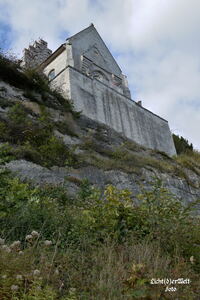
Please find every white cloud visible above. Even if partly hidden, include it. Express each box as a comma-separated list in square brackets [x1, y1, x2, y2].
[0, 0, 200, 149]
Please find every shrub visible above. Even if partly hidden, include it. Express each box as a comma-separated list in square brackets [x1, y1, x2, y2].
[0, 51, 78, 115]
[173, 134, 193, 154]
[175, 150, 200, 176]
[1, 103, 78, 168]
[38, 135, 71, 167]
[0, 143, 15, 164]
[0, 171, 200, 298]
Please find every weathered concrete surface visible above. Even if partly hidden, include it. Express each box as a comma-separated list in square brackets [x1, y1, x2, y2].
[67, 67, 176, 156]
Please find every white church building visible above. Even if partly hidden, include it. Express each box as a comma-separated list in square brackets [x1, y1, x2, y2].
[22, 24, 176, 156]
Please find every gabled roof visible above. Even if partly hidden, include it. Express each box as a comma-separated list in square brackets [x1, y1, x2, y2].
[67, 24, 122, 73]
[39, 24, 122, 74]
[66, 23, 94, 42]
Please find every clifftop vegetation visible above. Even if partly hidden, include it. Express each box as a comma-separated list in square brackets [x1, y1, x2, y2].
[0, 51, 200, 299]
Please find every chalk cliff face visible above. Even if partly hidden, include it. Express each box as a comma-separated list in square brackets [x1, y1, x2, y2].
[0, 80, 199, 207]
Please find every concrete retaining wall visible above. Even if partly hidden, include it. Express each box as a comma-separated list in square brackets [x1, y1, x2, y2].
[67, 66, 176, 156]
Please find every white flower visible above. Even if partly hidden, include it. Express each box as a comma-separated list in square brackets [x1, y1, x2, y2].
[18, 251, 24, 255]
[25, 234, 33, 242]
[2, 245, 11, 253]
[33, 269, 40, 276]
[44, 240, 52, 246]
[54, 269, 59, 275]
[10, 241, 21, 250]
[2, 275, 7, 279]
[11, 285, 19, 291]
[16, 274, 23, 280]
[190, 256, 195, 264]
[0, 238, 5, 245]
[59, 282, 64, 291]
[31, 231, 40, 238]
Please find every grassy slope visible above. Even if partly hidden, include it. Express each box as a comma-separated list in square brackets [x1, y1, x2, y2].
[0, 52, 200, 299]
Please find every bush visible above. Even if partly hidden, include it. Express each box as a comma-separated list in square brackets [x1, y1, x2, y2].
[74, 179, 200, 263]
[173, 134, 193, 154]
[0, 51, 77, 115]
[1, 103, 78, 168]
[0, 143, 15, 165]
[0, 171, 200, 298]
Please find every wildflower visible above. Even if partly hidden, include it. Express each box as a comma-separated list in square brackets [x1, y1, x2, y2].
[31, 230, 40, 238]
[33, 269, 40, 276]
[2, 275, 7, 279]
[10, 241, 21, 250]
[25, 234, 33, 242]
[16, 274, 23, 280]
[2, 245, 11, 253]
[190, 256, 195, 264]
[54, 269, 59, 275]
[59, 281, 64, 291]
[44, 240, 52, 246]
[11, 285, 19, 291]
[0, 238, 5, 245]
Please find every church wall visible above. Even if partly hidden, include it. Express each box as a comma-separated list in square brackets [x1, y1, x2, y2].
[43, 54, 71, 99]
[67, 67, 176, 156]
[43, 51, 67, 79]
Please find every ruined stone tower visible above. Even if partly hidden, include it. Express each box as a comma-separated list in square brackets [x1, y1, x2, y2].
[21, 39, 52, 69]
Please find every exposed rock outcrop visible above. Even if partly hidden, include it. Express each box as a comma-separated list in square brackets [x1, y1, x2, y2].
[1, 79, 200, 206]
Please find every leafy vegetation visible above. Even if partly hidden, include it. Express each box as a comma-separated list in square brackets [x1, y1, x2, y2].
[173, 134, 193, 154]
[0, 171, 200, 299]
[79, 135, 200, 187]
[0, 103, 78, 168]
[175, 150, 200, 176]
[0, 51, 77, 115]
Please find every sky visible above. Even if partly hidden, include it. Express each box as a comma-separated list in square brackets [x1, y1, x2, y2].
[0, 0, 200, 150]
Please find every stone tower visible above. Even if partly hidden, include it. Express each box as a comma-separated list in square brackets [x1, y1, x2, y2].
[21, 39, 52, 69]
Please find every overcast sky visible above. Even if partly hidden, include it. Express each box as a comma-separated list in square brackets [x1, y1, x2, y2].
[0, 0, 200, 150]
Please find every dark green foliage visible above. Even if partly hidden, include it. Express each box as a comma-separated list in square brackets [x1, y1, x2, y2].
[0, 53, 46, 93]
[0, 143, 15, 164]
[173, 133, 193, 154]
[0, 52, 78, 115]
[0, 170, 71, 241]
[0, 174, 200, 262]
[0, 103, 77, 167]
[0, 172, 200, 298]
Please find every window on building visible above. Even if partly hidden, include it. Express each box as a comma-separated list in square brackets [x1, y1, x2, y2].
[48, 69, 55, 81]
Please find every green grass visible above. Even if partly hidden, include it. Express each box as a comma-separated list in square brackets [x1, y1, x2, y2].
[175, 151, 200, 176]
[0, 103, 78, 168]
[0, 173, 200, 299]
